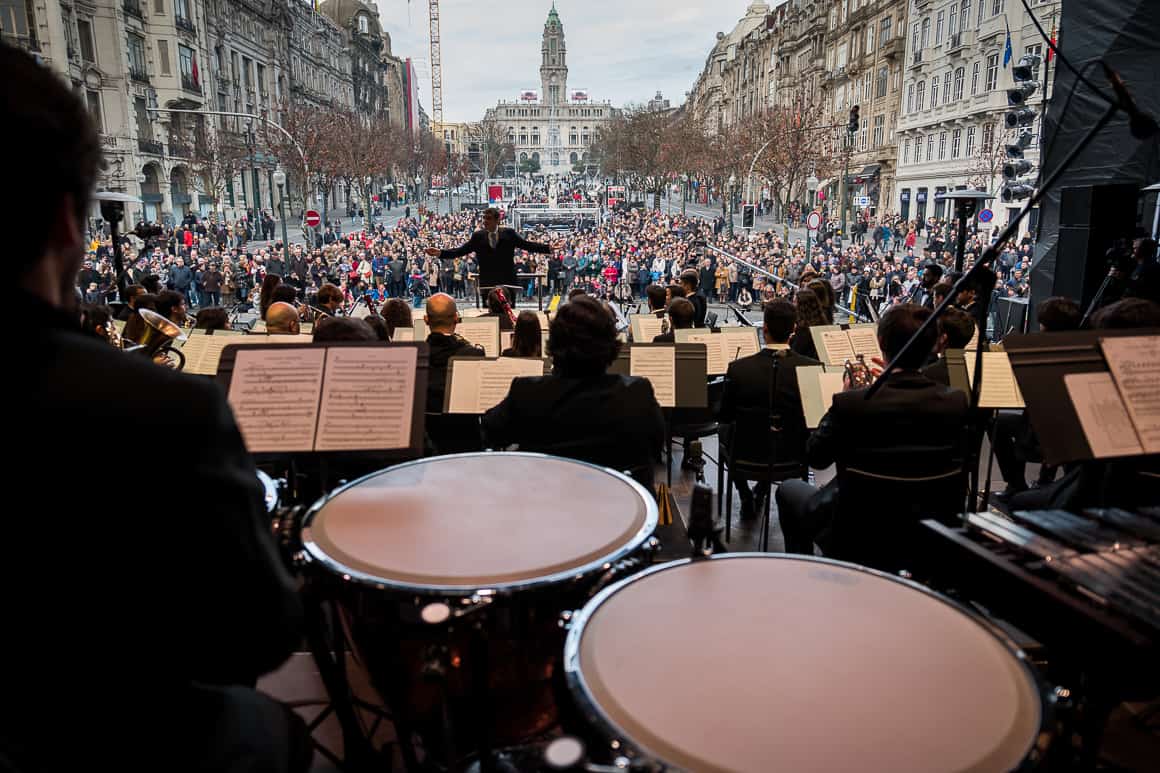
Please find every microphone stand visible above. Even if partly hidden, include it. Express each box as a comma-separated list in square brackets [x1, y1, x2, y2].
[864, 99, 1121, 514]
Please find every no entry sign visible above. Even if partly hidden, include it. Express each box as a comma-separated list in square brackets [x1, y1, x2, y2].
[304, 210, 321, 228]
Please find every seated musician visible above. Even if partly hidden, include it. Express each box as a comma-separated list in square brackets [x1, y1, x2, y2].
[6, 43, 309, 773]
[312, 316, 377, 342]
[645, 283, 667, 318]
[719, 300, 819, 519]
[776, 304, 970, 555]
[265, 301, 301, 335]
[679, 268, 708, 328]
[193, 306, 230, 333]
[114, 283, 145, 321]
[991, 296, 1081, 501]
[381, 298, 413, 340]
[652, 297, 694, 343]
[501, 311, 543, 358]
[482, 295, 664, 487]
[316, 282, 345, 316]
[424, 293, 485, 453]
[921, 307, 975, 386]
[484, 288, 516, 331]
[156, 289, 189, 326]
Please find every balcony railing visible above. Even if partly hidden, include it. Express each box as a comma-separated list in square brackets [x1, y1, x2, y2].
[122, 0, 143, 19]
[880, 36, 903, 59]
[175, 15, 195, 35]
[911, 50, 923, 67]
[129, 66, 150, 83]
[181, 75, 202, 94]
[138, 138, 164, 155]
[169, 142, 191, 158]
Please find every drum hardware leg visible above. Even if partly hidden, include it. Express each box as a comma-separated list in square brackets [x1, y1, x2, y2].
[980, 412, 998, 512]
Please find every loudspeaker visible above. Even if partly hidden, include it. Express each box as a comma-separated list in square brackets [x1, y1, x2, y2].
[1051, 184, 1138, 308]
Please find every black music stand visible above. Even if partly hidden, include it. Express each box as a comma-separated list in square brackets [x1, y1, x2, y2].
[608, 343, 710, 408]
[93, 190, 142, 299]
[997, 296, 1030, 338]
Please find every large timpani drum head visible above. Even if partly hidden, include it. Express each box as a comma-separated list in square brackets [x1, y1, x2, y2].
[565, 555, 1047, 773]
[302, 452, 657, 592]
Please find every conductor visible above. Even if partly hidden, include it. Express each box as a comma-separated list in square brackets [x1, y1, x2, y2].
[425, 207, 550, 298]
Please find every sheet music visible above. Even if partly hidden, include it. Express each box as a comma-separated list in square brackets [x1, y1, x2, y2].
[178, 334, 212, 374]
[392, 326, 415, 342]
[721, 327, 761, 363]
[630, 314, 664, 343]
[300, 323, 313, 335]
[227, 348, 326, 452]
[1100, 336, 1160, 453]
[534, 310, 550, 328]
[447, 357, 545, 413]
[1064, 372, 1144, 458]
[679, 330, 727, 375]
[212, 329, 245, 337]
[315, 347, 417, 451]
[413, 320, 428, 340]
[251, 320, 267, 333]
[457, 317, 500, 356]
[964, 351, 1026, 409]
[819, 329, 856, 367]
[501, 331, 514, 351]
[798, 365, 843, 429]
[630, 346, 675, 407]
[847, 324, 883, 362]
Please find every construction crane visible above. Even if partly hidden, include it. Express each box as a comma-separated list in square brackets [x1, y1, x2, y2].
[428, 0, 443, 125]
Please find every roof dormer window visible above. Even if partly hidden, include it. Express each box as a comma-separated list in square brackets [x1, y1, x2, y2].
[358, 15, 368, 34]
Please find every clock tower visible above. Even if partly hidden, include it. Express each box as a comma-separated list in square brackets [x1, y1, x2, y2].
[540, 3, 567, 106]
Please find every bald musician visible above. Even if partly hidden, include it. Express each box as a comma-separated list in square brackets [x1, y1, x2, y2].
[265, 301, 301, 335]
[424, 293, 485, 454]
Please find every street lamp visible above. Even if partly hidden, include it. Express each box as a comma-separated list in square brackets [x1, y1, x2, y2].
[680, 173, 688, 215]
[805, 174, 819, 262]
[273, 170, 290, 264]
[728, 174, 736, 238]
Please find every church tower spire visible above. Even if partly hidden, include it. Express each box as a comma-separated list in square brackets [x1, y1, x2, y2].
[540, 3, 567, 105]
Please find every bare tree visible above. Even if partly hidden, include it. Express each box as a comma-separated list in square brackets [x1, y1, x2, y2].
[188, 117, 249, 219]
[966, 121, 1010, 195]
[744, 86, 836, 219]
[468, 117, 515, 178]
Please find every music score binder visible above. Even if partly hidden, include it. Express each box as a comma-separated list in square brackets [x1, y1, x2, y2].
[809, 322, 882, 367]
[216, 341, 429, 458]
[674, 327, 762, 375]
[609, 343, 709, 408]
[444, 356, 550, 414]
[1003, 328, 1160, 464]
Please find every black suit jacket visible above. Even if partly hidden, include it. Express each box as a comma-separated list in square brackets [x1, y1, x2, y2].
[439, 227, 550, 289]
[5, 292, 302, 768]
[481, 373, 665, 487]
[719, 347, 819, 464]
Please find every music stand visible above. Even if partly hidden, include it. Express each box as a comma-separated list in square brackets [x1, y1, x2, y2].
[936, 190, 994, 274]
[93, 190, 141, 298]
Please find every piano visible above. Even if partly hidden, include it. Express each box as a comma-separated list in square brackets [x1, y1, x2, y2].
[916, 506, 1160, 734]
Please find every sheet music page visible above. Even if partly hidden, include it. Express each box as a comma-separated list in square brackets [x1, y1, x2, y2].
[1100, 336, 1160, 453]
[534, 311, 550, 328]
[315, 346, 417, 451]
[500, 331, 514, 351]
[300, 323, 313, 335]
[817, 371, 845, 423]
[457, 317, 500, 356]
[1064, 372, 1145, 458]
[446, 359, 484, 413]
[721, 327, 761, 363]
[679, 331, 727, 375]
[227, 347, 326, 452]
[541, 330, 550, 355]
[630, 346, 676, 407]
[477, 357, 544, 412]
[964, 351, 1026, 409]
[213, 329, 245, 337]
[797, 366, 827, 429]
[413, 320, 428, 340]
[966, 326, 980, 350]
[847, 325, 883, 362]
[178, 334, 211, 374]
[200, 335, 250, 375]
[819, 330, 856, 367]
[631, 314, 664, 343]
[392, 326, 415, 342]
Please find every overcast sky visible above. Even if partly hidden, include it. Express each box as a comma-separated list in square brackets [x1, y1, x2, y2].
[376, 0, 762, 122]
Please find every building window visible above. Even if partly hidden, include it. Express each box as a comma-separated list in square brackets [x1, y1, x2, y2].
[880, 16, 892, 46]
[938, 131, 947, 159]
[930, 76, 939, 106]
[157, 39, 171, 75]
[76, 18, 96, 63]
[952, 129, 962, 158]
[911, 22, 920, 53]
[935, 11, 944, 44]
[921, 17, 930, 47]
[174, 0, 190, 25]
[949, 4, 959, 37]
[876, 67, 888, 98]
[866, 26, 875, 54]
[961, 0, 972, 31]
[128, 34, 148, 80]
[986, 53, 999, 91]
[966, 126, 976, 156]
[358, 14, 368, 33]
[982, 121, 995, 150]
[178, 43, 199, 90]
[903, 138, 911, 164]
[943, 71, 952, 103]
[971, 61, 980, 94]
[916, 80, 925, 110]
[991, 0, 1003, 15]
[872, 114, 884, 148]
[85, 89, 103, 132]
[906, 82, 915, 113]
[154, 0, 164, 12]
[926, 134, 934, 161]
[953, 67, 965, 100]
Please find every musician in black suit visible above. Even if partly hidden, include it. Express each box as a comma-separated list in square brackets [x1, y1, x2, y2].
[775, 304, 969, 554]
[679, 269, 708, 328]
[425, 207, 550, 298]
[482, 296, 664, 487]
[920, 307, 975, 387]
[4, 45, 309, 773]
[719, 300, 820, 518]
[424, 292, 485, 453]
[652, 297, 694, 343]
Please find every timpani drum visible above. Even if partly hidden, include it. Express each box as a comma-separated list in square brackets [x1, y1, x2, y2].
[300, 452, 658, 759]
[562, 554, 1052, 773]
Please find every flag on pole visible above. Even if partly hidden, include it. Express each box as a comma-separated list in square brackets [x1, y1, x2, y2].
[1046, 22, 1057, 63]
[1003, 21, 1013, 68]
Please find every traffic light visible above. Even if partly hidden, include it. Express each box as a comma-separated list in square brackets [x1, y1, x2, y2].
[848, 105, 860, 136]
[742, 204, 755, 229]
[1001, 55, 1042, 203]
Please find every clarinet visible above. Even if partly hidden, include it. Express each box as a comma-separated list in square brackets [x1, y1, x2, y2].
[495, 286, 518, 327]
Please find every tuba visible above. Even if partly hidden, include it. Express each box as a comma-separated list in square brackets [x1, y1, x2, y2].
[124, 308, 187, 370]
